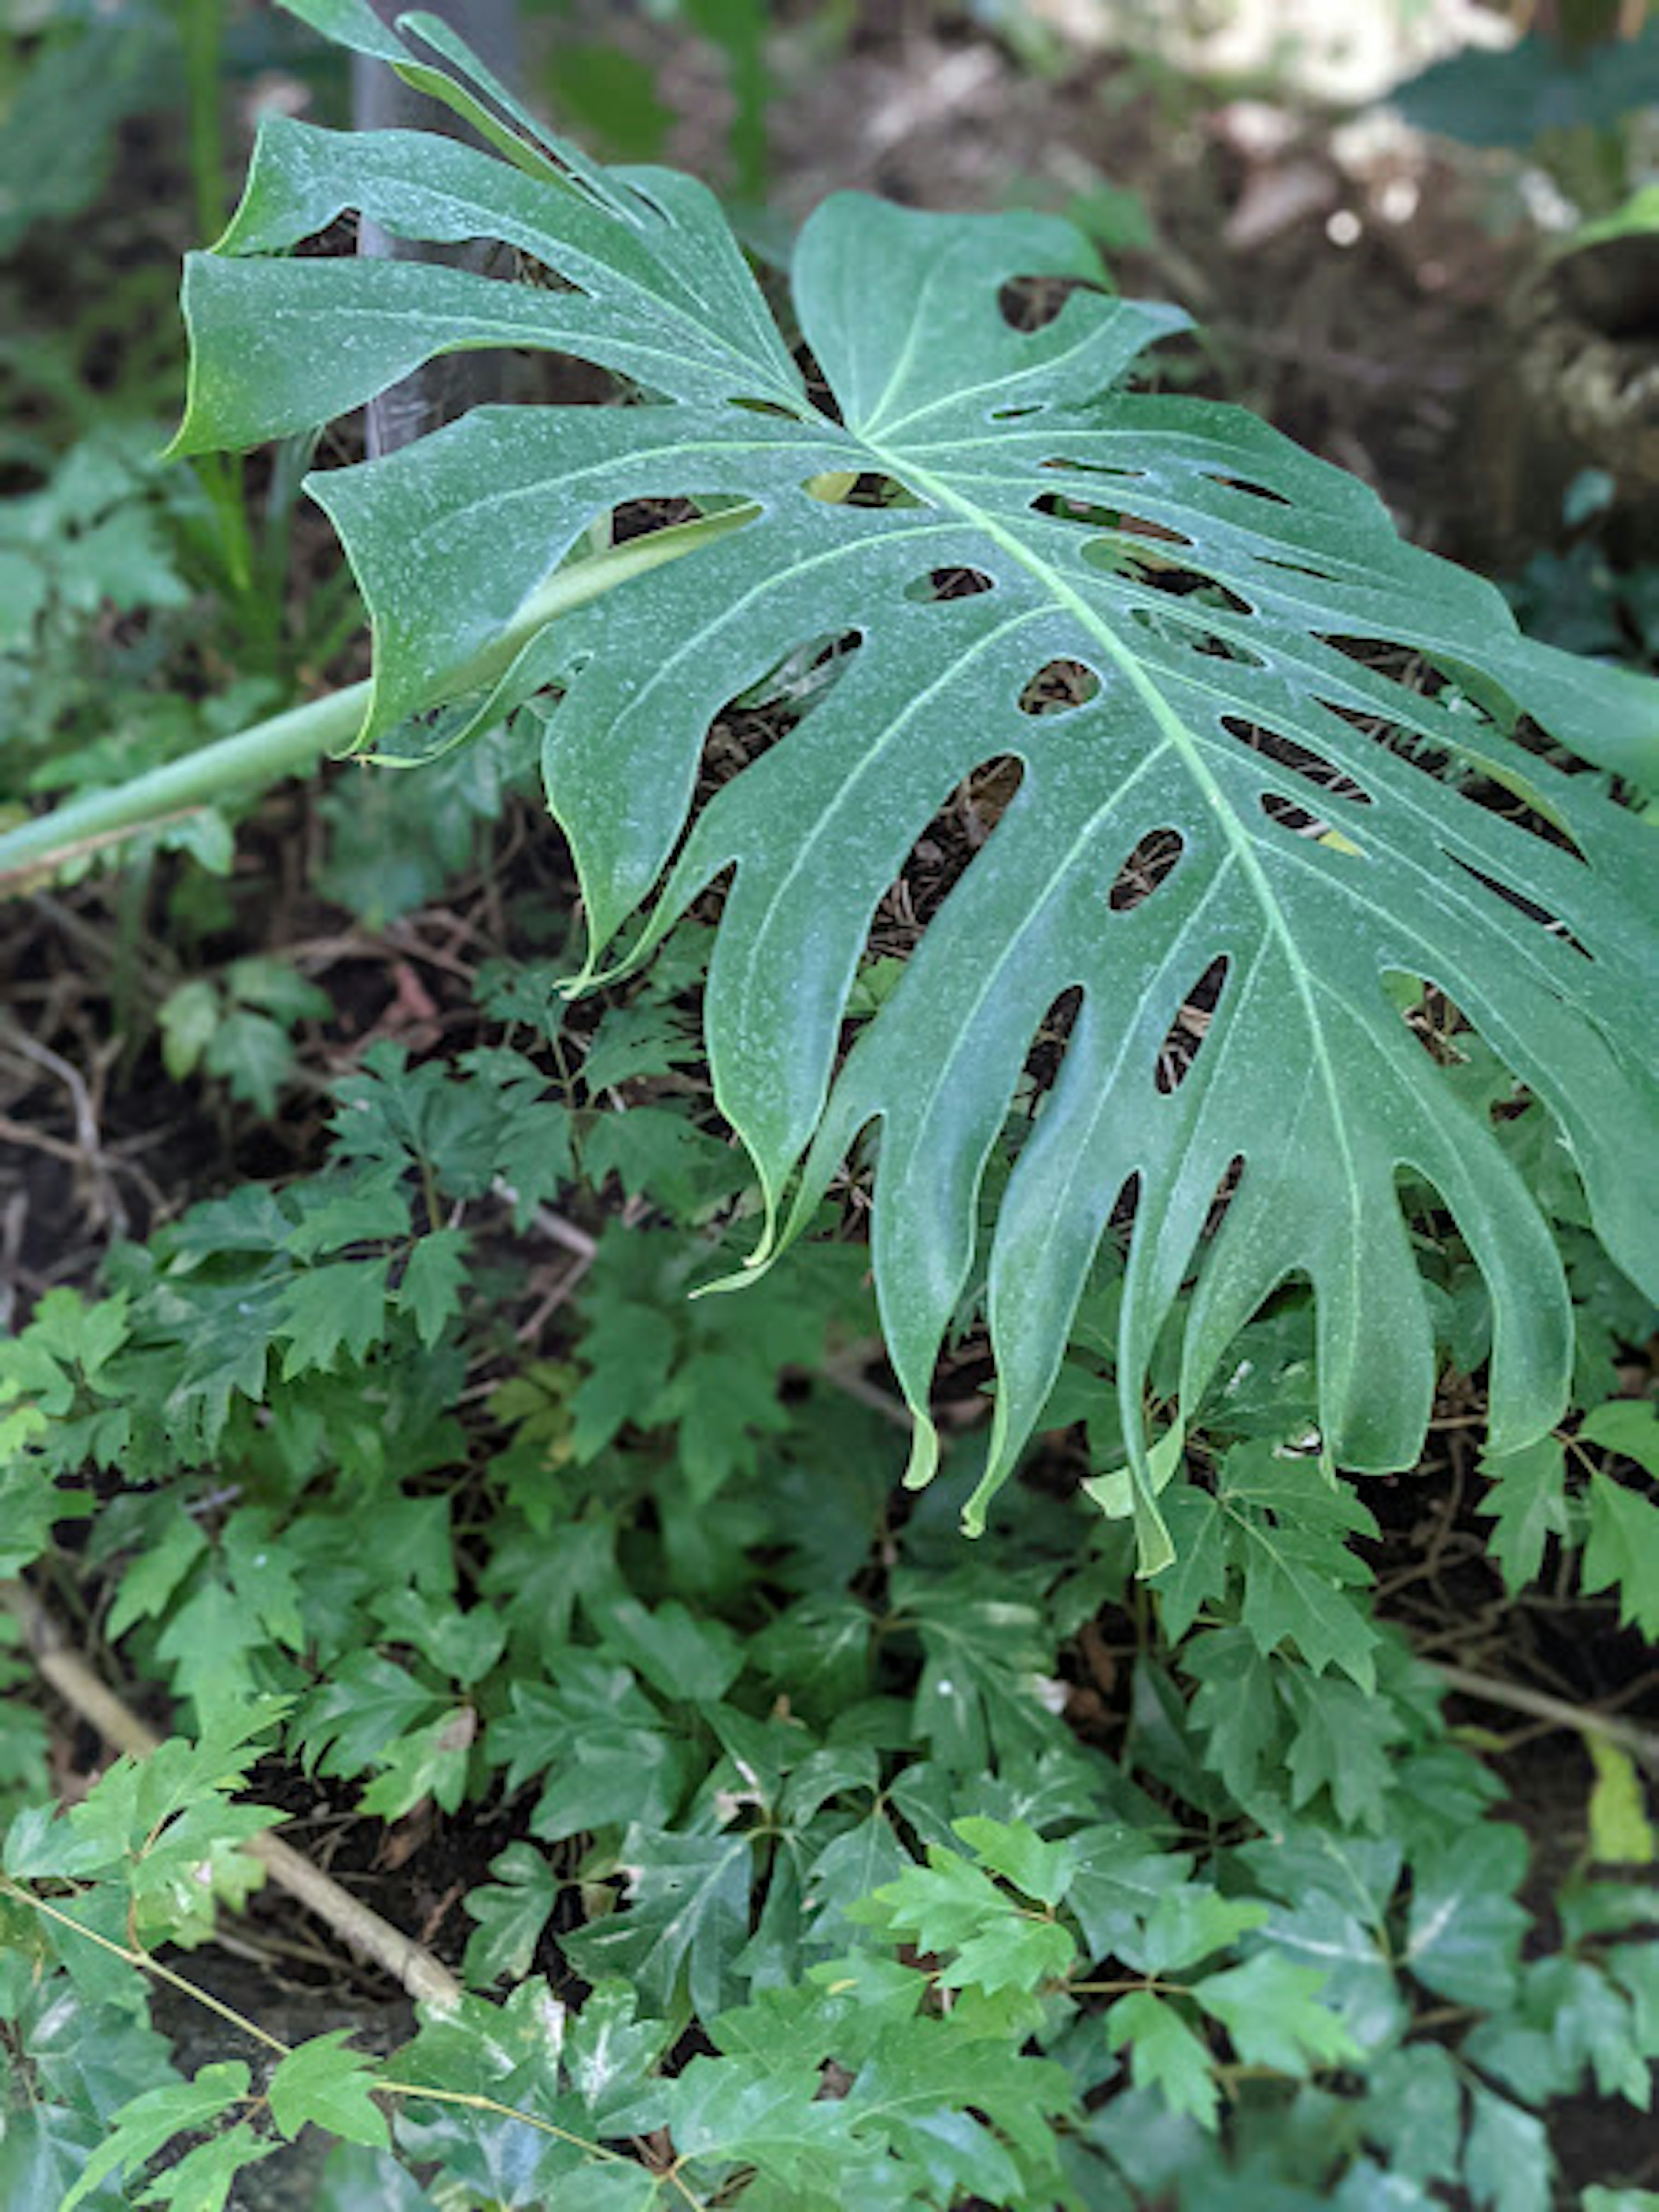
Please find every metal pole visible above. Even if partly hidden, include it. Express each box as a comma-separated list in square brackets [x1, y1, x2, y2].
[352, 1, 523, 456]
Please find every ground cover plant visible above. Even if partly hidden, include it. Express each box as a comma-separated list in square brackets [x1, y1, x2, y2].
[1, 3, 1657, 2208]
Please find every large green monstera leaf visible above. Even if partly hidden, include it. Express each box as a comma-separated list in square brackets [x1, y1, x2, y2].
[177, 3, 1658, 1564]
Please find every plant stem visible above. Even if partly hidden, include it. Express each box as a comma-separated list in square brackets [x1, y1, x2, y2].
[0, 507, 755, 893]
[1433, 1660, 1659, 1772]
[182, 0, 228, 245]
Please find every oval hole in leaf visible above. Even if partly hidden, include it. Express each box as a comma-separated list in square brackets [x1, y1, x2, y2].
[1204, 1152, 1248, 1239]
[1018, 659, 1100, 716]
[1031, 489, 1118, 528]
[1122, 563, 1253, 615]
[684, 633, 863, 838]
[1155, 956, 1229, 1096]
[608, 495, 705, 541]
[904, 566, 997, 603]
[1108, 828, 1185, 912]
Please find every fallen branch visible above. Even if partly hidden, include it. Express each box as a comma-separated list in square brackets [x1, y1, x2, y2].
[0, 1576, 463, 2009]
[1433, 1659, 1659, 1773]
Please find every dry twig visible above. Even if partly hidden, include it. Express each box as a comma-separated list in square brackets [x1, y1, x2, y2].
[0, 1576, 463, 2010]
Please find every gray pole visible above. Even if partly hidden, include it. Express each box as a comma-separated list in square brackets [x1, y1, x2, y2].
[352, 1, 522, 457]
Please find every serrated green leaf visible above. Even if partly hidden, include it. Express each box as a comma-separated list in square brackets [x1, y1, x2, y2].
[312, 2144, 439, 2212]
[178, 33, 1659, 1555]
[1132, 1885, 1267, 1977]
[1105, 1989, 1218, 2128]
[1279, 1668, 1405, 1828]
[1583, 1473, 1659, 1640]
[1465, 2083, 1552, 2212]
[267, 2031, 389, 2150]
[487, 1670, 694, 1842]
[0, 2105, 105, 2212]
[1182, 1627, 1284, 1802]
[273, 1259, 391, 1377]
[1360, 2042, 1465, 2187]
[106, 1516, 209, 1644]
[137, 2123, 279, 2209]
[357, 1708, 476, 1819]
[851, 1840, 1076, 1996]
[58, 2064, 250, 2211]
[1223, 1453, 1379, 1687]
[397, 1229, 470, 1347]
[297, 1653, 442, 1778]
[1478, 1437, 1569, 1595]
[463, 1842, 562, 1986]
[1405, 1825, 1530, 2009]
[1582, 1400, 1659, 1479]
[1190, 1949, 1358, 2073]
[593, 1595, 745, 1705]
[952, 1815, 1081, 1907]
[560, 1827, 753, 2019]
[158, 982, 221, 1084]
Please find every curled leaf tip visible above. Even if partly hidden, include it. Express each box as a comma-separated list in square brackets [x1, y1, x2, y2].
[901, 1415, 939, 1494]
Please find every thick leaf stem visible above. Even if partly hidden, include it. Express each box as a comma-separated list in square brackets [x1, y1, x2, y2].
[0, 507, 756, 893]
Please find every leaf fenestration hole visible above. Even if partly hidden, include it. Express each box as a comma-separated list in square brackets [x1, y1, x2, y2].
[1315, 672, 1592, 864]
[1039, 457, 1148, 482]
[1128, 607, 1267, 667]
[1442, 852, 1593, 959]
[607, 496, 705, 544]
[997, 273, 1104, 330]
[486, 243, 583, 295]
[1210, 475, 1291, 506]
[1390, 975, 1474, 1068]
[729, 395, 806, 420]
[1203, 1153, 1248, 1240]
[692, 632, 861, 804]
[1222, 715, 1372, 805]
[874, 756, 1025, 941]
[1108, 829, 1185, 912]
[1018, 986, 1084, 1111]
[904, 567, 996, 603]
[1155, 956, 1229, 1095]
[1119, 563, 1253, 616]
[1018, 659, 1101, 716]
[802, 471, 925, 509]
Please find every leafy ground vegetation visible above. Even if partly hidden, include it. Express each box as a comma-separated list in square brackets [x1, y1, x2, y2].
[1, 2, 1657, 2208]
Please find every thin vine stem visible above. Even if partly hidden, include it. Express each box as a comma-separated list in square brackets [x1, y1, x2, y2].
[1, 1876, 709, 2212]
